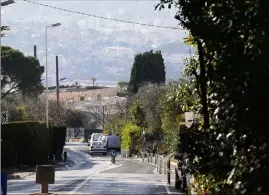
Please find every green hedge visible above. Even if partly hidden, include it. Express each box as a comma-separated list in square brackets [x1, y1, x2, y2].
[1, 121, 53, 167]
[121, 122, 142, 155]
[1, 140, 17, 168]
[51, 126, 66, 161]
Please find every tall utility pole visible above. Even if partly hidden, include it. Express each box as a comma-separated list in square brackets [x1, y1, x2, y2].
[102, 105, 105, 130]
[34, 45, 37, 58]
[76, 69, 79, 87]
[56, 55, 60, 110]
[45, 23, 61, 129]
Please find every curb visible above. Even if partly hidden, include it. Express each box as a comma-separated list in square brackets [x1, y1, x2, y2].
[7, 161, 76, 180]
[132, 158, 158, 167]
[7, 172, 35, 180]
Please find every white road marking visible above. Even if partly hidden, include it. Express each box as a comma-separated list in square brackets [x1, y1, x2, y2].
[162, 181, 172, 195]
[68, 162, 122, 194]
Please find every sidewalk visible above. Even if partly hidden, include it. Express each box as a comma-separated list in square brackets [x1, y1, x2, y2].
[5, 160, 75, 180]
[129, 156, 185, 194]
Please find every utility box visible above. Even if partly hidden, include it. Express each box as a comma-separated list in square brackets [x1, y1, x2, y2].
[36, 165, 55, 184]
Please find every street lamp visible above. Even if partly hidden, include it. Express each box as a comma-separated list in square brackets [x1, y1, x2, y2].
[59, 77, 66, 82]
[1, 0, 15, 6]
[45, 22, 61, 128]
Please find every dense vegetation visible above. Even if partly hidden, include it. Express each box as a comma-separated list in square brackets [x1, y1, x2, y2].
[128, 50, 166, 93]
[1, 0, 266, 193]
[2, 122, 66, 167]
[104, 0, 267, 192]
[155, 0, 267, 194]
[1, 96, 89, 167]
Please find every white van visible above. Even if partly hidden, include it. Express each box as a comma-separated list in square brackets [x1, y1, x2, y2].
[88, 133, 102, 145]
[98, 135, 108, 142]
[89, 140, 107, 155]
[106, 135, 121, 151]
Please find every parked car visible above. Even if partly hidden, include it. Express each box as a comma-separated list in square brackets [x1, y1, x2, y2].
[89, 140, 107, 155]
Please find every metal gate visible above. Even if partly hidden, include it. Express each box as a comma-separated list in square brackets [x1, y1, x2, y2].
[67, 127, 84, 139]
[1, 111, 9, 124]
[74, 127, 84, 139]
[66, 128, 74, 139]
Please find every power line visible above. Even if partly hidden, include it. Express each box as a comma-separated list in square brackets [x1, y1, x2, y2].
[23, 0, 184, 30]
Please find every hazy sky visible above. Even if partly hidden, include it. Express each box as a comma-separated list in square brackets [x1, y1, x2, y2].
[1, 1, 188, 85]
[2, 0, 180, 30]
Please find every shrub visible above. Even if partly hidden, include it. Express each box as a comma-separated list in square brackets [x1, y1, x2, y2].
[51, 126, 66, 161]
[1, 139, 17, 168]
[121, 122, 142, 155]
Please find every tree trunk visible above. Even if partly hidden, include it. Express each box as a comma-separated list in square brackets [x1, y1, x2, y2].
[197, 39, 210, 129]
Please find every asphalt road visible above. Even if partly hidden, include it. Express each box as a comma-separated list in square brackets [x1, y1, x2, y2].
[7, 142, 184, 195]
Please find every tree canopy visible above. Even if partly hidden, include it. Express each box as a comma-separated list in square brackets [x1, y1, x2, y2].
[1, 26, 10, 37]
[117, 81, 129, 91]
[128, 50, 166, 93]
[1, 46, 44, 98]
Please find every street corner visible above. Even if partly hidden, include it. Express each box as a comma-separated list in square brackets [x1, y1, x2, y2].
[161, 181, 186, 195]
[7, 172, 35, 180]
[58, 161, 78, 170]
[7, 174, 21, 180]
[102, 162, 123, 171]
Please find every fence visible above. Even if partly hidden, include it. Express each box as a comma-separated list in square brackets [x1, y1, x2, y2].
[66, 128, 103, 141]
[120, 150, 175, 175]
[66, 127, 84, 141]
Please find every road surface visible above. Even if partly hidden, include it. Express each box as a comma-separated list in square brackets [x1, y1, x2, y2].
[7, 142, 184, 194]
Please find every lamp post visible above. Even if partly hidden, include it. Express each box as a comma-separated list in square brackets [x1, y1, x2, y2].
[1, 0, 15, 6]
[45, 22, 61, 128]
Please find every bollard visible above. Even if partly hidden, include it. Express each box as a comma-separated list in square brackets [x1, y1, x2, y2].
[167, 158, 171, 184]
[149, 153, 153, 163]
[152, 155, 155, 165]
[111, 156, 115, 164]
[111, 150, 116, 164]
[158, 155, 163, 174]
[147, 153, 150, 163]
[166, 153, 181, 185]
[35, 165, 55, 194]
[163, 158, 167, 174]
[155, 154, 158, 165]
[142, 152, 145, 162]
[123, 150, 125, 158]
[63, 151, 67, 162]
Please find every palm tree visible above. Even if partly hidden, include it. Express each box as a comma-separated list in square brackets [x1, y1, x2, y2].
[91, 77, 96, 86]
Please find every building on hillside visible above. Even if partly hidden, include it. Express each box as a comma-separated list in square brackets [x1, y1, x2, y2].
[42, 87, 119, 102]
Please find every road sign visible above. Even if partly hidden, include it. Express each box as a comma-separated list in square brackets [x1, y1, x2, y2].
[185, 112, 194, 128]
[1, 172, 7, 195]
